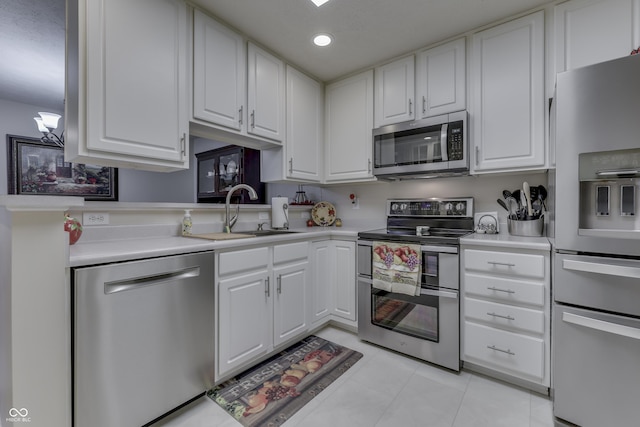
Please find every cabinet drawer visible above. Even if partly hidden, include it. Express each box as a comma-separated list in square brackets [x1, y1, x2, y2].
[218, 247, 269, 276]
[464, 249, 545, 279]
[273, 241, 308, 264]
[464, 297, 544, 334]
[464, 273, 545, 307]
[464, 322, 544, 380]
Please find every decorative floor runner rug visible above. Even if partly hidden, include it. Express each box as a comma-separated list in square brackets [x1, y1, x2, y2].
[207, 335, 363, 427]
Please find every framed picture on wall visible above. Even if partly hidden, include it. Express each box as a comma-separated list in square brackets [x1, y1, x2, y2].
[6, 134, 118, 201]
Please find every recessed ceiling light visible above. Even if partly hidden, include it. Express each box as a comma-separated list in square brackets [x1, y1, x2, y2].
[313, 33, 332, 47]
[310, 0, 331, 7]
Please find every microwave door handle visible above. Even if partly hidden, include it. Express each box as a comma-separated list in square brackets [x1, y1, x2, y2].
[440, 123, 449, 162]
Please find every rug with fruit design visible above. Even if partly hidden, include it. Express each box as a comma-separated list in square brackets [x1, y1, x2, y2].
[207, 335, 363, 427]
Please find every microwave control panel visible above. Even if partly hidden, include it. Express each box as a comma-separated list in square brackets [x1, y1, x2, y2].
[448, 121, 464, 161]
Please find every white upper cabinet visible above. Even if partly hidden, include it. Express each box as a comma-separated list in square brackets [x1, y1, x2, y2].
[192, 9, 245, 132]
[554, 0, 640, 75]
[374, 56, 415, 127]
[471, 11, 546, 173]
[325, 70, 375, 182]
[261, 66, 323, 183]
[66, 0, 189, 171]
[247, 43, 286, 142]
[416, 38, 466, 118]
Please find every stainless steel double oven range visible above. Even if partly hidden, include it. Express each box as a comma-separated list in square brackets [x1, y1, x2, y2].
[357, 198, 474, 371]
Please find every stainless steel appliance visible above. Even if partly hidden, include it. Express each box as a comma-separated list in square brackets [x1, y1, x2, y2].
[357, 198, 474, 371]
[372, 111, 468, 179]
[73, 252, 215, 427]
[553, 54, 640, 427]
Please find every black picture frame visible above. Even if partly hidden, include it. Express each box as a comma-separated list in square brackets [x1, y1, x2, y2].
[6, 134, 118, 201]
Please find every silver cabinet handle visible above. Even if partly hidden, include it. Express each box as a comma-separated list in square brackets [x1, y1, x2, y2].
[487, 312, 515, 321]
[105, 266, 200, 294]
[487, 261, 516, 267]
[409, 98, 413, 115]
[180, 133, 186, 157]
[265, 276, 270, 297]
[475, 146, 480, 166]
[239, 106, 243, 125]
[487, 345, 515, 356]
[487, 286, 515, 294]
[368, 158, 372, 173]
[251, 110, 255, 128]
[422, 95, 426, 114]
[277, 275, 282, 294]
[289, 158, 293, 174]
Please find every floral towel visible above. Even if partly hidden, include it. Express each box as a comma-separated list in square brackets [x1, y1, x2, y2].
[372, 242, 421, 296]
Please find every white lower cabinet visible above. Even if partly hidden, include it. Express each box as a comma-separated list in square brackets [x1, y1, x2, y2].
[216, 242, 309, 380]
[310, 239, 357, 328]
[461, 244, 550, 389]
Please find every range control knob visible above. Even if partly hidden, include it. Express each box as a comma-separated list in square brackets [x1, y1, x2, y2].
[455, 202, 465, 213]
[391, 203, 399, 211]
[445, 203, 453, 212]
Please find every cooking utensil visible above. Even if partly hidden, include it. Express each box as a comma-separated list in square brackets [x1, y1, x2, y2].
[502, 190, 513, 200]
[497, 199, 509, 212]
[537, 185, 548, 209]
[523, 182, 533, 217]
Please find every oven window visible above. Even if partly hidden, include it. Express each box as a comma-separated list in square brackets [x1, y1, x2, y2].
[371, 289, 439, 342]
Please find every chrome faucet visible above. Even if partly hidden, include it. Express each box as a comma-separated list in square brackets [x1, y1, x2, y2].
[224, 184, 258, 233]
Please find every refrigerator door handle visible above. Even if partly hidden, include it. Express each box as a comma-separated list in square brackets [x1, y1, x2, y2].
[563, 259, 640, 279]
[562, 312, 640, 341]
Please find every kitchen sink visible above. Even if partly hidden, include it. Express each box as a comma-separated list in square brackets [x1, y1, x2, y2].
[187, 229, 300, 241]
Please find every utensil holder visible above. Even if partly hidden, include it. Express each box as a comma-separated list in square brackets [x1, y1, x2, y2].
[507, 217, 544, 237]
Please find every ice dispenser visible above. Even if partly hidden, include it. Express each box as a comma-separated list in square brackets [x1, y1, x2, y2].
[579, 149, 640, 231]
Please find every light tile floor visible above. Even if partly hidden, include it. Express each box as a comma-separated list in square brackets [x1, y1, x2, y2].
[156, 326, 554, 427]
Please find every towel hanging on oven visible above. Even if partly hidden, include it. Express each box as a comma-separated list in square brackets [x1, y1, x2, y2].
[372, 242, 421, 296]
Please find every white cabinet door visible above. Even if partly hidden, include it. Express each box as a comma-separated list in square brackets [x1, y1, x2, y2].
[66, 0, 189, 171]
[416, 38, 466, 118]
[375, 56, 415, 127]
[310, 240, 332, 325]
[261, 66, 323, 183]
[247, 43, 285, 142]
[273, 261, 309, 347]
[285, 66, 323, 181]
[218, 269, 272, 377]
[192, 9, 245, 132]
[332, 240, 357, 321]
[471, 11, 545, 173]
[554, 0, 640, 76]
[325, 70, 375, 182]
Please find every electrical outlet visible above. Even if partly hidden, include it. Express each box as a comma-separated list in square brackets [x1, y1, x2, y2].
[83, 212, 110, 226]
[258, 212, 269, 220]
[352, 199, 360, 209]
[301, 211, 310, 219]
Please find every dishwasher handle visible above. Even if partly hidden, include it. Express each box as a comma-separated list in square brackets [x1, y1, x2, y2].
[104, 266, 201, 294]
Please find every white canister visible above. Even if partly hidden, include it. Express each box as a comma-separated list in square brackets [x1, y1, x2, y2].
[271, 197, 289, 229]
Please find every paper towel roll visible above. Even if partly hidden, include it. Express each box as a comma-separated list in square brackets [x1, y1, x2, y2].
[271, 197, 289, 229]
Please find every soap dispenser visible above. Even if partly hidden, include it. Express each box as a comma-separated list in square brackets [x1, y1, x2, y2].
[182, 210, 192, 236]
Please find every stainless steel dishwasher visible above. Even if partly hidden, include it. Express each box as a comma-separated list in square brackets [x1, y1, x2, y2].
[73, 251, 215, 427]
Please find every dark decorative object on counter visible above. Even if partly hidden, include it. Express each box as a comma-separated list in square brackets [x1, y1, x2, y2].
[6, 135, 118, 201]
[195, 145, 265, 204]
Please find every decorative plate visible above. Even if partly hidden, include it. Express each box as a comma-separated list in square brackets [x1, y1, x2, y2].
[311, 201, 336, 226]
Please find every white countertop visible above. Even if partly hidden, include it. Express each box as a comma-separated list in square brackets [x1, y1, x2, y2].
[460, 231, 551, 250]
[69, 226, 360, 267]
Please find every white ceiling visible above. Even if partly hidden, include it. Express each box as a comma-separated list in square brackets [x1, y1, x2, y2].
[0, 0, 552, 111]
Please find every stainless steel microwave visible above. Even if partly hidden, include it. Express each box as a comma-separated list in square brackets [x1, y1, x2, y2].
[372, 111, 468, 179]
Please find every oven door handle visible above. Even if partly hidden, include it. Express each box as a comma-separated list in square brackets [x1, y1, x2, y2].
[562, 312, 640, 341]
[420, 245, 458, 254]
[420, 288, 458, 300]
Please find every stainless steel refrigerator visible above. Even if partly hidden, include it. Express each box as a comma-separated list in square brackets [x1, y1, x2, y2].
[552, 54, 640, 427]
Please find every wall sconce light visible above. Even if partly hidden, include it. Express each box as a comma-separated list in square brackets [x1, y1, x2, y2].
[34, 112, 64, 147]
